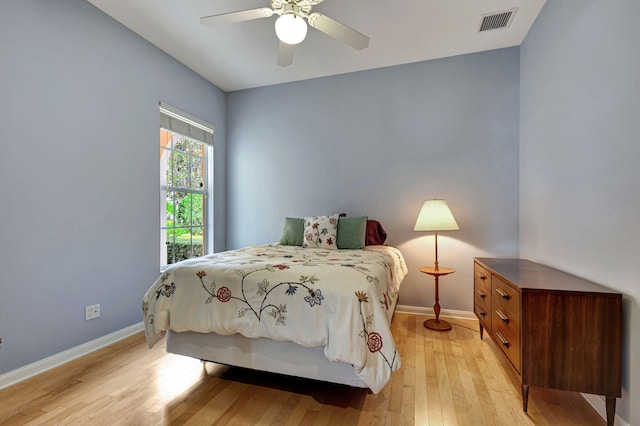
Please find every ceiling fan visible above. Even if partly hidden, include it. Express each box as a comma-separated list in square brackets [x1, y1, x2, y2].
[200, 0, 370, 67]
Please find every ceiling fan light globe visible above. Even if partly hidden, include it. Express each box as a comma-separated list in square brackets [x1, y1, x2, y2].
[275, 14, 307, 45]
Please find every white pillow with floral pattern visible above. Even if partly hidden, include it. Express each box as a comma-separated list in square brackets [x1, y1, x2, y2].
[302, 214, 339, 249]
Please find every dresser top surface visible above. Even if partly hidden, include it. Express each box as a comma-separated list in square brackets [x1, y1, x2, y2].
[474, 258, 620, 294]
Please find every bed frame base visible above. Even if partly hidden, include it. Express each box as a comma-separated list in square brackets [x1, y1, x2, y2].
[166, 330, 368, 389]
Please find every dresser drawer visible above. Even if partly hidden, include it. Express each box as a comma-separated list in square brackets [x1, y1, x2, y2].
[474, 263, 491, 295]
[492, 309, 521, 372]
[474, 298, 491, 330]
[492, 275, 520, 317]
[474, 283, 491, 314]
[474, 290, 490, 313]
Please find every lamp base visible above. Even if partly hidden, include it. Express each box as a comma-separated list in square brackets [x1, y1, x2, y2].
[424, 318, 452, 331]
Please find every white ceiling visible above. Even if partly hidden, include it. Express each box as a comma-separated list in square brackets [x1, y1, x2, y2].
[86, 0, 546, 92]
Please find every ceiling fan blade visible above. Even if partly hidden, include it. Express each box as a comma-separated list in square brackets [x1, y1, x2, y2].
[200, 8, 274, 26]
[297, 0, 328, 6]
[308, 12, 369, 50]
[277, 42, 295, 67]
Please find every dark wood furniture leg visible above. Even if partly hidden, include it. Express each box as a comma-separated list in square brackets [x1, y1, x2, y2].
[522, 384, 529, 412]
[605, 396, 616, 426]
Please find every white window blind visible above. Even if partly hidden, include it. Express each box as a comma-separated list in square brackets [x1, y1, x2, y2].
[159, 102, 214, 145]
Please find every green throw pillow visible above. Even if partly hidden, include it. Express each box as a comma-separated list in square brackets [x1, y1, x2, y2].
[279, 217, 305, 246]
[337, 216, 367, 249]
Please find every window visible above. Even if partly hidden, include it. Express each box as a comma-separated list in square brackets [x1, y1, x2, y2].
[159, 103, 214, 267]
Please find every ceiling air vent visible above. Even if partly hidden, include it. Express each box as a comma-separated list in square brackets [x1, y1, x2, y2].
[479, 8, 518, 32]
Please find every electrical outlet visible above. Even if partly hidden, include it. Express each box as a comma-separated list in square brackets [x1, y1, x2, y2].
[85, 304, 101, 320]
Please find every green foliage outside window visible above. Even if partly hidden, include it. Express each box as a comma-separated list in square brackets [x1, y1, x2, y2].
[166, 193, 203, 238]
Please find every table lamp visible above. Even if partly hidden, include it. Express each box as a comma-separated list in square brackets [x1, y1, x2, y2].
[414, 199, 459, 270]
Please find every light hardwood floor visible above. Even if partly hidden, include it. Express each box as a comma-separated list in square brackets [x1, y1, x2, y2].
[0, 314, 605, 425]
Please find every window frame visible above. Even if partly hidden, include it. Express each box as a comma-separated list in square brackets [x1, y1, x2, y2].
[159, 102, 214, 269]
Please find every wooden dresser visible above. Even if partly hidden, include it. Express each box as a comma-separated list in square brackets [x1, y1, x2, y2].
[473, 258, 622, 426]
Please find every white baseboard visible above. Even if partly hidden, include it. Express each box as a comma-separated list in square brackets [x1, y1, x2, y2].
[0, 322, 144, 390]
[395, 304, 477, 320]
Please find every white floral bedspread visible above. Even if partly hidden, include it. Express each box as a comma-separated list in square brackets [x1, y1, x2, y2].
[142, 244, 408, 393]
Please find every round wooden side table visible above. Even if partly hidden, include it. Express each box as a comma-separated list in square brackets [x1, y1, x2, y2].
[419, 266, 455, 331]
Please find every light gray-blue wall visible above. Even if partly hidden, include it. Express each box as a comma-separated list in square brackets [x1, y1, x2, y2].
[0, 0, 226, 375]
[227, 48, 520, 311]
[520, 0, 639, 423]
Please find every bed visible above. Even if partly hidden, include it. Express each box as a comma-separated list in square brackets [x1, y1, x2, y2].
[142, 243, 407, 393]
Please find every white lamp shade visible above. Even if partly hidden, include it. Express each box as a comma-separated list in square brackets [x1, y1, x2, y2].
[275, 14, 307, 45]
[414, 199, 459, 231]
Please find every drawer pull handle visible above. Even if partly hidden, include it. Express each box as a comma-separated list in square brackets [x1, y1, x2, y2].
[476, 273, 487, 281]
[496, 331, 510, 348]
[496, 310, 509, 323]
[476, 307, 487, 317]
[495, 288, 510, 299]
[476, 290, 486, 299]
